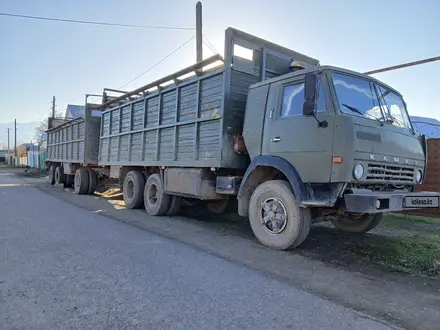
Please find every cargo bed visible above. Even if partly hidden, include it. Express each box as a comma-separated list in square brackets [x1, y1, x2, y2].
[97, 28, 319, 170]
[46, 112, 101, 165]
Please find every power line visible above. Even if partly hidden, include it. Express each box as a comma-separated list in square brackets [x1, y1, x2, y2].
[203, 35, 222, 58]
[119, 35, 195, 89]
[203, 40, 217, 56]
[89, 35, 196, 104]
[0, 12, 195, 31]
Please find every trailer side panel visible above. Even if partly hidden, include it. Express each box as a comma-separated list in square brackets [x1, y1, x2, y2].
[45, 112, 101, 165]
[46, 119, 85, 163]
[99, 69, 225, 168]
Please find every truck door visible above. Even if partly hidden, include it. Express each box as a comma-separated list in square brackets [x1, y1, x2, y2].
[263, 74, 335, 183]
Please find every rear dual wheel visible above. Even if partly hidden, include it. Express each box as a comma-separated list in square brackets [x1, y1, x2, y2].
[87, 169, 98, 195]
[55, 166, 64, 184]
[123, 171, 145, 209]
[49, 165, 67, 186]
[48, 165, 56, 185]
[144, 174, 171, 216]
[64, 174, 74, 188]
[74, 168, 98, 195]
[166, 195, 182, 216]
[122, 171, 181, 215]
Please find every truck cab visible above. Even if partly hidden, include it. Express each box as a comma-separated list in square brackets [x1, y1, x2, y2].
[240, 64, 439, 249]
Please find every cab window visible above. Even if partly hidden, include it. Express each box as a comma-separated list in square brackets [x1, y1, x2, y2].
[281, 82, 304, 117]
[281, 79, 326, 118]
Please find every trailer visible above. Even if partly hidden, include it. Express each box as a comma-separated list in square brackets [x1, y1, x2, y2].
[46, 27, 440, 251]
[46, 107, 101, 191]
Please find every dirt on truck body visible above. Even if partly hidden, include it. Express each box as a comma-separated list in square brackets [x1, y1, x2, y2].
[45, 27, 440, 250]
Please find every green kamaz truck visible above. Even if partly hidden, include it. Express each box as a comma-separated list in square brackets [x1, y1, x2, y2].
[46, 28, 439, 250]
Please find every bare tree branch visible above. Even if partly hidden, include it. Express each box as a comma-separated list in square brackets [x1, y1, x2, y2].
[34, 110, 57, 141]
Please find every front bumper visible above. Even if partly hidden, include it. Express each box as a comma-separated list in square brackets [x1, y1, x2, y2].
[344, 190, 440, 213]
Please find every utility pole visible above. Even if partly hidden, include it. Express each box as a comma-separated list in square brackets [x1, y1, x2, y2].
[196, 1, 203, 64]
[14, 119, 17, 165]
[29, 140, 32, 167]
[6, 128, 10, 152]
[38, 142, 40, 169]
[51, 96, 56, 118]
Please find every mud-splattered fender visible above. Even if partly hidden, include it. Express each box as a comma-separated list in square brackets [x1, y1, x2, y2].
[237, 155, 309, 216]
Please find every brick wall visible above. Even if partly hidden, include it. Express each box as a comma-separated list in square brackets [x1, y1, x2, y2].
[403, 138, 440, 217]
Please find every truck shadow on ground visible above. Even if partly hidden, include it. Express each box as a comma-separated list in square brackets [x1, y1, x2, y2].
[19, 174, 440, 329]
[41, 180, 440, 286]
[179, 206, 440, 282]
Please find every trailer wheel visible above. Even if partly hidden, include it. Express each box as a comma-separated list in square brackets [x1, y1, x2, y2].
[205, 198, 229, 215]
[74, 169, 90, 195]
[166, 195, 182, 216]
[87, 169, 98, 195]
[48, 165, 56, 185]
[123, 171, 145, 209]
[248, 180, 311, 250]
[144, 173, 170, 216]
[331, 213, 383, 233]
[63, 174, 74, 188]
[55, 166, 64, 184]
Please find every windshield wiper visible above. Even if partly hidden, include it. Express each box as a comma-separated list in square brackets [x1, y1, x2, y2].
[342, 104, 384, 126]
[387, 114, 416, 135]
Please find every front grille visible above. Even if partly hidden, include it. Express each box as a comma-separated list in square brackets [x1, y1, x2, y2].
[366, 164, 414, 184]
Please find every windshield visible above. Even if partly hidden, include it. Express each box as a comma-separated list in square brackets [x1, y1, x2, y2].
[376, 85, 412, 130]
[331, 72, 412, 130]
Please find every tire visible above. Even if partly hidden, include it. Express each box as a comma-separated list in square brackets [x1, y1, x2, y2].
[74, 168, 90, 195]
[248, 180, 311, 250]
[87, 169, 98, 195]
[55, 166, 64, 184]
[123, 171, 145, 209]
[166, 195, 182, 216]
[144, 173, 170, 216]
[331, 213, 383, 233]
[63, 174, 74, 188]
[181, 198, 197, 208]
[141, 171, 150, 182]
[48, 165, 56, 185]
[205, 198, 229, 215]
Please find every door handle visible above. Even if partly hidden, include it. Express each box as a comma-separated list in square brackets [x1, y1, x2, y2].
[271, 137, 282, 142]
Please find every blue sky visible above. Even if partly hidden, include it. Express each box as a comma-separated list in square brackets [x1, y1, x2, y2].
[0, 0, 439, 127]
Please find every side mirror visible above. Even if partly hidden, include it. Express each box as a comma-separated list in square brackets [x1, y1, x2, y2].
[303, 73, 317, 116]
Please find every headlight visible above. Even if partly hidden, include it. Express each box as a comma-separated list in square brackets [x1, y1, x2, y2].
[353, 163, 364, 180]
[416, 170, 423, 183]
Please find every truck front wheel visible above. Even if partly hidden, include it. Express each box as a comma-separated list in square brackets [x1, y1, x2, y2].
[331, 213, 383, 233]
[248, 180, 311, 250]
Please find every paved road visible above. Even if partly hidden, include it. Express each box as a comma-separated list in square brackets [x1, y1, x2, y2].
[0, 173, 397, 330]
